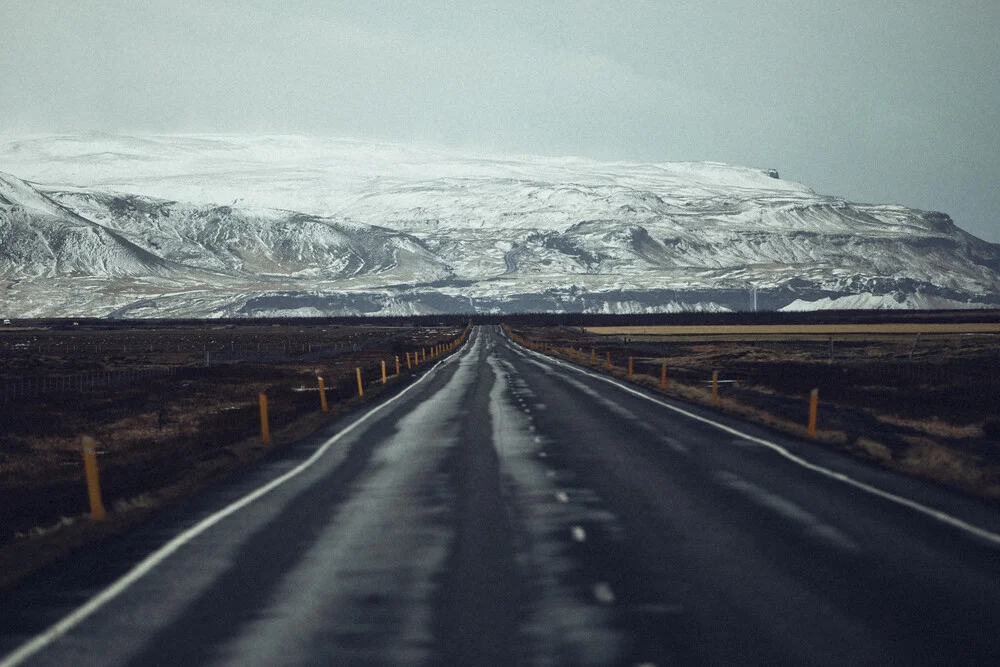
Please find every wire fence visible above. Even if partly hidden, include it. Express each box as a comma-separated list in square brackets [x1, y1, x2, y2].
[0, 341, 366, 403]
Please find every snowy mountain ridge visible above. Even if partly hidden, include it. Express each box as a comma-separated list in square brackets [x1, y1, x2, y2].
[0, 134, 998, 317]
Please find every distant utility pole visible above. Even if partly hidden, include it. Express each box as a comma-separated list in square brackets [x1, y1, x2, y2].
[753, 287, 758, 313]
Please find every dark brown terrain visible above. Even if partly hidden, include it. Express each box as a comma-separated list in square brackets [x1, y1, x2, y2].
[0, 322, 464, 553]
[509, 321, 1000, 499]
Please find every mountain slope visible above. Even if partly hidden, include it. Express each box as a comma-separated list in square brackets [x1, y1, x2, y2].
[0, 133, 998, 317]
[0, 172, 177, 279]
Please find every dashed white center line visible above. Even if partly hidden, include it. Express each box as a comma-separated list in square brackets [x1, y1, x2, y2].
[592, 581, 616, 604]
[632, 603, 684, 615]
[555, 491, 569, 503]
[571, 525, 587, 542]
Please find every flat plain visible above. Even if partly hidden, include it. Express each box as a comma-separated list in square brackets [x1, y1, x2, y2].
[0, 322, 462, 562]
[523, 321, 1000, 500]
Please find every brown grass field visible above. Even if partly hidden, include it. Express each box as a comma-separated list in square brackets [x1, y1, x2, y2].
[0, 322, 465, 583]
[515, 324, 1000, 501]
[585, 323, 1000, 336]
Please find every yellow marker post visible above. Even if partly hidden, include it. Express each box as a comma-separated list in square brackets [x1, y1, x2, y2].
[808, 388, 819, 438]
[381, 360, 387, 384]
[318, 376, 328, 412]
[356, 368, 364, 397]
[80, 435, 106, 520]
[660, 364, 667, 390]
[395, 356, 401, 376]
[591, 349, 596, 364]
[712, 371, 719, 407]
[259, 393, 270, 444]
[606, 352, 612, 370]
[422, 348, 427, 362]
[628, 357, 633, 376]
[406, 352, 412, 369]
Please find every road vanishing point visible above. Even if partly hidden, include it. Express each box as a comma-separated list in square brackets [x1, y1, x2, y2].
[2, 326, 1000, 666]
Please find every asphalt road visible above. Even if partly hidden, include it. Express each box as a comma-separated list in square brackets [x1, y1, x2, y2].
[3, 325, 1000, 666]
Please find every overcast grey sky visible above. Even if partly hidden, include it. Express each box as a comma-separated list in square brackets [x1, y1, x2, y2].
[2, 0, 998, 241]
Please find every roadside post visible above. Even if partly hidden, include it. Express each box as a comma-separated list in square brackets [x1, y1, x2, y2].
[606, 352, 612, 370]
[591, 349, 596, 364]
[661, 364, 667, 390]
[395, 356, 401, 375]
[381, 360, 387, 384]
[356, 368, 364, 397]
[808, 388, 819, 437]
[317, 376, 328, 412]
[628, 357, 633, 376]
[80, 436, 106, 521]
[258, 393, 270, 444]
[712, 371, 719, 407]
[406, 352, 412, 369]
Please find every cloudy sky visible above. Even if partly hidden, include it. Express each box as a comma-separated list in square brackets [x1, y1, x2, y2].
[2, 0, 998, 241]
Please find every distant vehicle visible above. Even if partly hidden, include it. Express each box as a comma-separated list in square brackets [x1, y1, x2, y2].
[3, 319, 10, 326]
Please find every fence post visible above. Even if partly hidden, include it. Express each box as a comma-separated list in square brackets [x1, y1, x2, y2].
[318, 377, 328, 412]
[259, 393, 270, 443]
[808, 388, 819, 437]
[712, 371, 719, 407]
[80, 435, 106, 520]
[356, 368, 364, 397]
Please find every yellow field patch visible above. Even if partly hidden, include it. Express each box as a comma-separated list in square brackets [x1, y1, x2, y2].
[584, 323, 1000, 336]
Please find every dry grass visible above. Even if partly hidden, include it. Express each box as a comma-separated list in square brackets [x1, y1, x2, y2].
[898, 436, 997, 498]
[0, 325, 469, 588]
[855, 437, 893, 462]
[535, 339, 1000, 501]
[876, 415, 984, 440]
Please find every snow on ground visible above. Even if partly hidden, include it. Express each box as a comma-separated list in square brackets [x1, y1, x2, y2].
[779, 293, 985, 312]
[1, 133, 997, 316]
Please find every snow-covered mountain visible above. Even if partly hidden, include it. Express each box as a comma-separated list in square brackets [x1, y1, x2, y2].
[1, 133, 998, 317]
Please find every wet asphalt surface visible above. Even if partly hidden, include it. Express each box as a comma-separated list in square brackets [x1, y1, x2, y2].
[2, 325, 1000, 666]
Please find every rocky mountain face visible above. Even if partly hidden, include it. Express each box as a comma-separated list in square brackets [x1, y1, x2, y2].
[0, 134, 998, 317]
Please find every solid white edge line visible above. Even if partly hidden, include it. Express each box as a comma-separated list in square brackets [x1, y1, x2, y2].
[503, 331, 1000, 549]
[0, 341, 469, 667]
